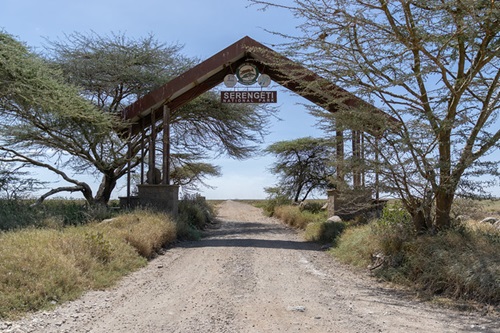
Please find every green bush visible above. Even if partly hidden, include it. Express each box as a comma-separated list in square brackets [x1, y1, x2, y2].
[0, 199, 115, 231]
[176, 194, 214, 240]
[0, 200, 39, 230]
[372, 201, 415, 255]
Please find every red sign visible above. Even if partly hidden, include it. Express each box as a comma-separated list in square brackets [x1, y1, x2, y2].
[221, 91, 277, 103]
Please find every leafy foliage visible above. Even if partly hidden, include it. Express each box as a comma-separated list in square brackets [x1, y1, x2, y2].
[172, 91, 271, 160]
[0, 163, 45, 199]
[46, 31, 191, 114]
[0, 31, 115, 204]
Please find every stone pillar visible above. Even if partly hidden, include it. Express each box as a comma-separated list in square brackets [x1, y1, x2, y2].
[327, 189, 336, 218]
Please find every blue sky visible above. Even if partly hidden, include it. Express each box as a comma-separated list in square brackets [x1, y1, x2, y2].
[1, 0, 324, 200]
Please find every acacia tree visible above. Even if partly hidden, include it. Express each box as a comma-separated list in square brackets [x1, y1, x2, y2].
[252, 0, 500, 231]
[0, 31, 114, 204]
[265, 137, 335, 202]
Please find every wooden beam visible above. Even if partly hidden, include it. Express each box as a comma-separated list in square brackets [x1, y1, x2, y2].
[162, 105, 170, 185]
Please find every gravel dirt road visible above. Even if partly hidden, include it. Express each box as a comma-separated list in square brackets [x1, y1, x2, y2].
[2, 200, 498, 332]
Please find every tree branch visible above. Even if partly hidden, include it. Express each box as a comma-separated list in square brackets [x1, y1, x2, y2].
[31, 186, 86, 207]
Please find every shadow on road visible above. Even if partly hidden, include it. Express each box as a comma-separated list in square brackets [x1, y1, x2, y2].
[203, 221, 289, 237]
[179, 238, 320, 251]
[178, 219, 320, 251]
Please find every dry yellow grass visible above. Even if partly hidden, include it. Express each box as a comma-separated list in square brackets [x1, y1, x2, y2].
[98, 210, 177, 258]
[273, 205, 327, 229]
[0, 210, 177, 319]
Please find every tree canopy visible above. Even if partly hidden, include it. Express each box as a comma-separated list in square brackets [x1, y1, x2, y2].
[252, 0, 500, 230]
[0, 31, 114, 203]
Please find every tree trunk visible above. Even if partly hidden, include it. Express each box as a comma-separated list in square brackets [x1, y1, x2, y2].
[293, 182, 304, 203]
[94, 173, 118, 206]
[435, 130, 454, 230]
[435, 189, 454, 230]
[405, 197, 433, 234]
[412, 210, 428, 234]
[300, 186, 314, 202]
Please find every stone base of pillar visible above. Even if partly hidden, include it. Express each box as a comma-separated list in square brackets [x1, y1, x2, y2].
[326, 188, 383, 220]
[118, 195, 140, 210]
[326, 189, 336, 218]
[138, 184, 179, 215]
[120, 185, 179, 215]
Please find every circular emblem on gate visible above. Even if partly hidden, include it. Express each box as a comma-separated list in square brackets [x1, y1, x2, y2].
[257, 74, 271, 87]
[236, 63, 259, 85]
[223, 74, 238, 87]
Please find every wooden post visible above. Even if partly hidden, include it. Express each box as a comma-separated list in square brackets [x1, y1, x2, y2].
[126, 126, 132, 201]
[149, 111, 156, 177]
[336, 130, 344, 183]
[352, 130, 361, 188]
[361, 132, 365, 188]
[140, 117, 145, 185]
[162, 105, 171, 185]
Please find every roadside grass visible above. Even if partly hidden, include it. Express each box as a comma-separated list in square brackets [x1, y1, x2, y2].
[96, 210, 177, 259]
[331, 202, 500, 308]
[272, 204, 348, 245]
[270, 200, 500, 308]
[304, 220, 346, 244]
[0, 199, 115, 231]
[481, 199, 500, 216]
[399, 226, 499, 304]
[178, 194, 217, 240]
[273, 205, 328, 229]
[330, 224, 378, 267]
[0, 197, 214, 320]
[0, 224, 148, 319]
